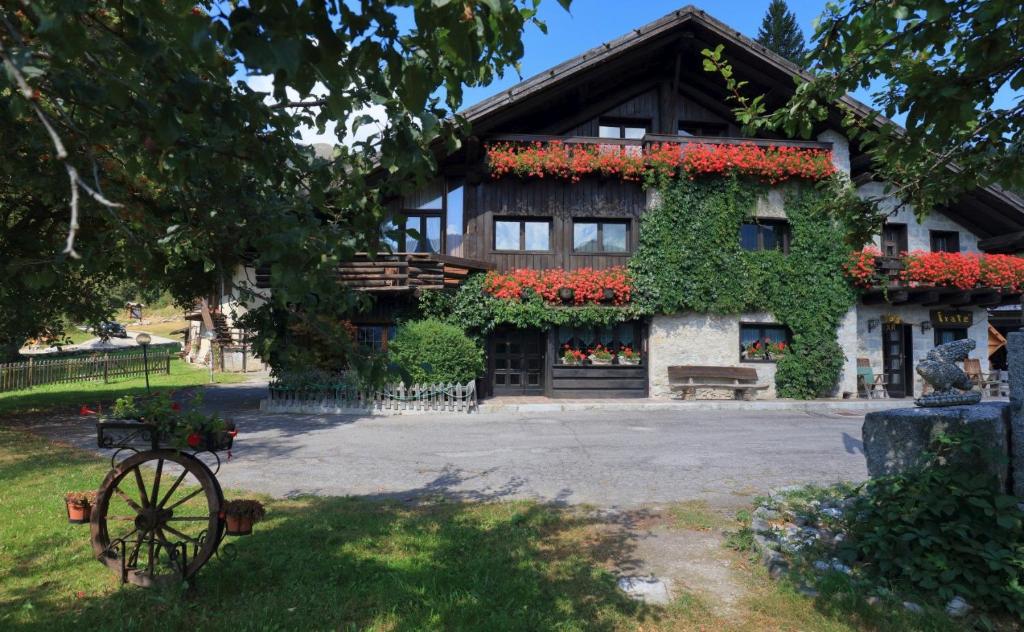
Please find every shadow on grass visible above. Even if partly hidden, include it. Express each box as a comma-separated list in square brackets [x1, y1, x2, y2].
[9, 497, 658, 631]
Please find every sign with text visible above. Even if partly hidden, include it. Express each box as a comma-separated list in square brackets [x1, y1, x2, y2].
[930, 310, 972, 327]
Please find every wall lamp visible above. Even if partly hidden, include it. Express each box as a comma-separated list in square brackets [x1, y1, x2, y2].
[867, 318, 880, 333]
[920, 321, 932, 334]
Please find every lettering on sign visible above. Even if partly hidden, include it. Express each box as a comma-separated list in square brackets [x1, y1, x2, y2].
[930, 310, 972, 327]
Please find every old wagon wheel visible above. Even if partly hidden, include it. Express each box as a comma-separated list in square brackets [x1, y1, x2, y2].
[90, 449, 224, 587]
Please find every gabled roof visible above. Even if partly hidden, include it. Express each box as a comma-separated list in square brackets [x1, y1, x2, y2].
[458, 5, 1024, 239]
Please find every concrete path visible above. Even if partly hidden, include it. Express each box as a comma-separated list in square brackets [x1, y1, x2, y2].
[26, 380, 868, 509]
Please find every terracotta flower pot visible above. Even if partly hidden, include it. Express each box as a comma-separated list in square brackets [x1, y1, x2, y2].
[225, 514, 254, 536]
[66, 502, 91, 524]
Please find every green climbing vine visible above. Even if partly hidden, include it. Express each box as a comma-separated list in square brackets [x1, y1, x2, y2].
[419, 274, 645, 338]
[628, 174, 856, 398]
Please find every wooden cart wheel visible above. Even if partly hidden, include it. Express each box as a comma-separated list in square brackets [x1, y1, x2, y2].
[90, 449, 224, 587]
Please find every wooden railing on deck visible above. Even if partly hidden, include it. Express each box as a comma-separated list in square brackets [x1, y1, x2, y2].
[337, 252, 493, 292]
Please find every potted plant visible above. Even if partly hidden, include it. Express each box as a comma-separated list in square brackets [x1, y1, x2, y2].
[558, 287, 574, 302]
[65, 491, 97, 524]
[221, 499, 266, 536]
[588, 345, 614, 365]
[561, 345, 586, 365]
[618, 346, 641, 365]
[743, 340, 766, 360]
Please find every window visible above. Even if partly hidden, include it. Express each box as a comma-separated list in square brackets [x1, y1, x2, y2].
[678, 121, 728, 137]
[739, 220, 790, 252]
[573, 220, 630, 253]
[494, 218, 551, 251]
[356, 325, 396, 353]
[930, 230, 960, 253]
[740, 324, 791, 363]
[404, 214, 442, 253]
[882, 223, 908, 257]
[558, 323, 641, 362]
[446, 179, 464, 257]
[598, 117, 649, 139]
[934, 327, 967, 347]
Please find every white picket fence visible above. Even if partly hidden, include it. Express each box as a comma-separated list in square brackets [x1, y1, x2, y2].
[262, 380, 478, 415]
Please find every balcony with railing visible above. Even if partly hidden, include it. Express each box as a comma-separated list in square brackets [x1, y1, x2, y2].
[845, 249, 1024, 307]
[336, 252, 494, 293]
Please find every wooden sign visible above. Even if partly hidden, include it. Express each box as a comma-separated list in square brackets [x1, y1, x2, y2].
[930, 310, 972, 327]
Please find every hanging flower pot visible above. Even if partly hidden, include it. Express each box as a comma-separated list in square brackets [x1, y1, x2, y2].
[65, 491, 97, 524]
[558, 287, 574, 302]
[221, 499, 266, 536]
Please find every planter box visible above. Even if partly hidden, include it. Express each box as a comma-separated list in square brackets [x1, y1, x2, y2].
[550, 363, 647, 399]
[96, 420, 234, 452]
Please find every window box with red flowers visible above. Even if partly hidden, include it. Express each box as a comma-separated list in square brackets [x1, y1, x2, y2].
[485, 141, 837, 184]
[843, 249, 1024, 292]
[483, 266, 632, 306]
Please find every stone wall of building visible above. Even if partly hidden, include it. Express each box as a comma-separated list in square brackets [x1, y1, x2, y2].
[648, 311, 781, 399]
[857, 182, 980, 253]
[855, 304, 989, 398]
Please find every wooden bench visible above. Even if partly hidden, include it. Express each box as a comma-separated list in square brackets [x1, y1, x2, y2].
[668, 366, 768, 400]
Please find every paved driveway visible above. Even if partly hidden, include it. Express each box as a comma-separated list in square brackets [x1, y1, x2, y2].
[28, 383, 868, 509]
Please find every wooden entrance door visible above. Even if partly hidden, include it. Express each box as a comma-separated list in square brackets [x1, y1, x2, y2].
[882, 323, 914, 398]
[490, 329, 545, 395]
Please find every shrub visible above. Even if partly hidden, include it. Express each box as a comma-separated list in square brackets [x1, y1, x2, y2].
[842, 433, 1024, 616]
[387, 319, 485, 385]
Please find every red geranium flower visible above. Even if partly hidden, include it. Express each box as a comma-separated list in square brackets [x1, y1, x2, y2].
[186, 433, 202, 448]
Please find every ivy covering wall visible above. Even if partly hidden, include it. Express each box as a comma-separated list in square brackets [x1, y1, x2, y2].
[628, 174, 855, 398]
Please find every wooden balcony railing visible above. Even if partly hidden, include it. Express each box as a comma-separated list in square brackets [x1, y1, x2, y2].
[486, 133, 834, 151]
[337, 252, 494, 293]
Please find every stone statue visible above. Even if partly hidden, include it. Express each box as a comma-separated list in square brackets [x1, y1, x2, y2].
[914, 338, 982, 407]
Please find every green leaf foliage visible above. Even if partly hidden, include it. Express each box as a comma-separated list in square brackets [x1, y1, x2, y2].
[843, 432, 1024, 616]
[419, 274, 644, 337]
[0, 0, 570, 362]
[387, 319, 485, 384]
[628, 174, 855, 398]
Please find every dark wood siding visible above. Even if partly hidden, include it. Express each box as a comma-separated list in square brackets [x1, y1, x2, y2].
[464, 176, 646, 271]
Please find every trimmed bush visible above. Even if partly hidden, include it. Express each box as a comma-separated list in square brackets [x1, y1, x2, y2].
[388, 319, 485, 384]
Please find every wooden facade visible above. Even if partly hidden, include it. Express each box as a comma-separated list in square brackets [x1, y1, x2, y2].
[463, 176, 646, 272]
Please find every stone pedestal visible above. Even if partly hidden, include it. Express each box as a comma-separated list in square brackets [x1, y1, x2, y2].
[862, 403, 1011, 493]
[1006, 332, 1024, 497]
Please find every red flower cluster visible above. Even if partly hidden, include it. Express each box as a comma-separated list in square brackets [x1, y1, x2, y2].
[485, 141, 837, 184]
[843, 248, 1024, 292]
[842, 246, 882, 288]
[902, 250, 982, 289]
[483, 266, 632, 305]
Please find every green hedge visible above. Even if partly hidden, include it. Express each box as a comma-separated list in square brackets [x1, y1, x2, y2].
[387, 319, 485, 384]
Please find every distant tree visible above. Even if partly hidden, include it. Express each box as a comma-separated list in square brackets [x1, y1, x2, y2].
[756, 0, 807, 66]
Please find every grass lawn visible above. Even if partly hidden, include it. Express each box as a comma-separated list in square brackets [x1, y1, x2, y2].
[0, 360, 247, 416]
[0, 427, 968, 631]
[130, 319, 189, 341]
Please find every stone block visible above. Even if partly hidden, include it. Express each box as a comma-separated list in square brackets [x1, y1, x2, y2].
[862, 402, 1011, 492]
[1007, 332, 1024, 497]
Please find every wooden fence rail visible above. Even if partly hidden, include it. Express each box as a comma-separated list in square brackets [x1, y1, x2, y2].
[0, 351, 173, 393]
[265, 380, 478, 414]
